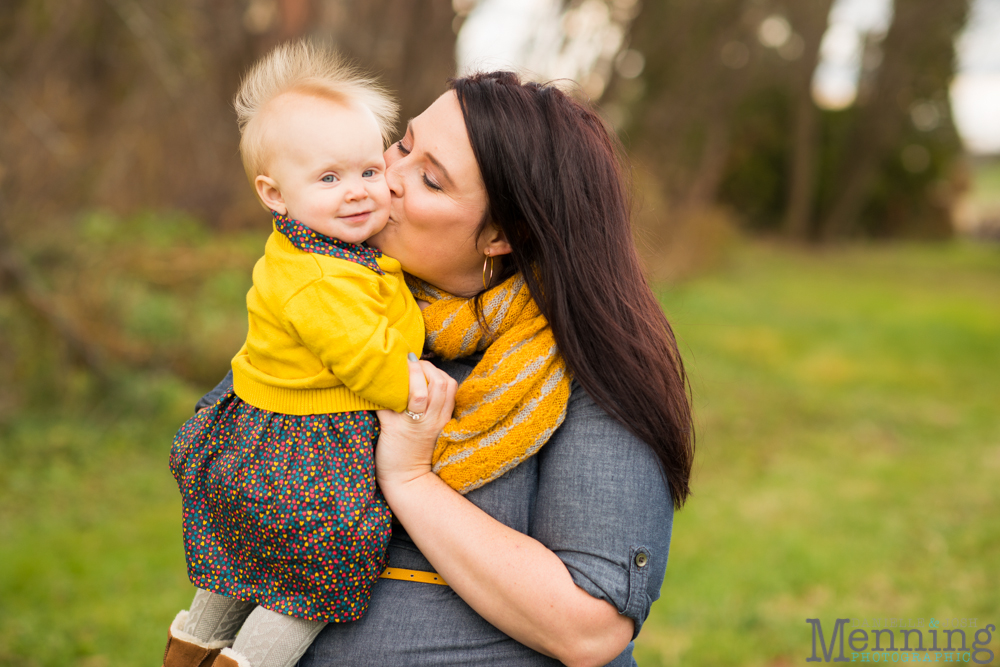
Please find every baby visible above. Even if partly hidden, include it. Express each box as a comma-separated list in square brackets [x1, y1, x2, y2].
[165, 41, 426, 667]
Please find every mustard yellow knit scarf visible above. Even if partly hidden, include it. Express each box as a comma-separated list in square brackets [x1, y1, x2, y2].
[407, 273, 571, 494]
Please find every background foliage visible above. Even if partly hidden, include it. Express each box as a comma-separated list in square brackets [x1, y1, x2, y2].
[1, 0, 997, 665]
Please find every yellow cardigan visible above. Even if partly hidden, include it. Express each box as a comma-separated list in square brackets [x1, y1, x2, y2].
[231, 228, 424, 415]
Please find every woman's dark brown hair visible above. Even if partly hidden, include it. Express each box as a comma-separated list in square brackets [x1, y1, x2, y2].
[451, 71, 694, 508]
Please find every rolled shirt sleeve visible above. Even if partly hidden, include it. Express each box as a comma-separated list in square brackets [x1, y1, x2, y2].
[530, 382, 674, 637]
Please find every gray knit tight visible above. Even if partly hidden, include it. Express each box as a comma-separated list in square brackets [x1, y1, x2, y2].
[184, 589, 255, 644]
[231, 605, 326, 666]
[183, 588, 326, 667]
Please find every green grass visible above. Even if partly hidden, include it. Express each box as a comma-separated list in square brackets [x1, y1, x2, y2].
[636, 242, 1000, 666]
[972, 158, 1000, 206]
[0, 376, 200, 667]
[1, 241, 998, 665]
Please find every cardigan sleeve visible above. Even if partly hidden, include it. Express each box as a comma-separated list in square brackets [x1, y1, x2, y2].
[281, 271, 417, 413]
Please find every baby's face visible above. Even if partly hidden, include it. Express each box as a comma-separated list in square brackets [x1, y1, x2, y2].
[258, 92, 390, 244]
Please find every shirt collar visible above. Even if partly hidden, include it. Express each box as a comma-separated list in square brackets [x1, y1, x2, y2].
[272, 211, 384, 275]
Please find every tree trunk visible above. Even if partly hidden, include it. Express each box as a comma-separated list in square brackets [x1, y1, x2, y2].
[783, 0, 835, 240]
[610, 0, 752, 203]
[682, 113, 732, 212]
[819, 0, 969, 239]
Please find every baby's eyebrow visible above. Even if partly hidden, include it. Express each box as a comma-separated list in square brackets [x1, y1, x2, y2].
[407, 121, 455, 189]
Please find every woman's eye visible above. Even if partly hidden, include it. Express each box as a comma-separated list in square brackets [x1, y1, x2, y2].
[321, 174, 337, 183]
[362, 169, 375, 178]
[423, 174, 442, 191]
[393, 137, 437, 190]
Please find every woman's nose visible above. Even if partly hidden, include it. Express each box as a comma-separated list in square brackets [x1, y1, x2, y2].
[385, 160, 403, 198]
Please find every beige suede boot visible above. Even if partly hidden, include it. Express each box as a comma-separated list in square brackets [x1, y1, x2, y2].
[211, 647, 252, 666]
[163, 611, 231, 667]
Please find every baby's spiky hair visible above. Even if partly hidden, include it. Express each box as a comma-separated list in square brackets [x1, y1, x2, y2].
[234, 40, 398, 181]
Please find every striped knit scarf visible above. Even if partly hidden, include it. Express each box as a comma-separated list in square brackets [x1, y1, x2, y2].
[407, 273, 572, 494]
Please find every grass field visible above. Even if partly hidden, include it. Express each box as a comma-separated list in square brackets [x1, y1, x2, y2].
[636, 242, 1000, 665]
[1, 241, 998, 666]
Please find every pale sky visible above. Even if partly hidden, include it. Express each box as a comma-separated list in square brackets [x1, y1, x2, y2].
[953, 0, 1000, 153]
[459, 0, 1000, 154]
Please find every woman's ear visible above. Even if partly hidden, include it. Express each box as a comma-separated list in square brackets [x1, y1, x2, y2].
[255, 175, 286, 215]
[479, 222, 512, 258]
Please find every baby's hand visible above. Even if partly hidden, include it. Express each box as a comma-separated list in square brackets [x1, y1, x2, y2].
[375, 353, 457, 488]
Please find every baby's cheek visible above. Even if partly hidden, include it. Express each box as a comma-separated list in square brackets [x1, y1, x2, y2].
[372, 179, 392, 208]
[370, 206, 391, 235]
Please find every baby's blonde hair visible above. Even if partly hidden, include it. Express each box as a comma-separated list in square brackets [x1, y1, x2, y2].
[234, 40, 398, 181]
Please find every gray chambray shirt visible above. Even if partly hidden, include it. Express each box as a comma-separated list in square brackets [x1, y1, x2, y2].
[195, 356, 673, 666]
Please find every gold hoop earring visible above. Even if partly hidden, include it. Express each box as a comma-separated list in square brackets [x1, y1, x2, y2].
[482, 251, 494, 290]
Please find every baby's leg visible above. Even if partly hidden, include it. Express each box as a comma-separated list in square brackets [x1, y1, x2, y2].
[183, 588, 256, 644]
[163, 589, 256, 666]
[220, 606, 325, 667]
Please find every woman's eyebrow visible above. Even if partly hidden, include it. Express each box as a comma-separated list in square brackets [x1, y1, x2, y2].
[408, 122, 455, 188]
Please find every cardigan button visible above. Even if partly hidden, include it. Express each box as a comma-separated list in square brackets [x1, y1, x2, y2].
[635, 552, 648, 568]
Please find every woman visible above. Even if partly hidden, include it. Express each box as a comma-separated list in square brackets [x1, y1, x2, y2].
[200, 71, 693, 666]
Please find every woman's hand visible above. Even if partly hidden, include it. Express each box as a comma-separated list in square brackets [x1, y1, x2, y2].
[376, 358, 632, 666]
[374, 360, 632, 667]
[375, 354, 457, 490]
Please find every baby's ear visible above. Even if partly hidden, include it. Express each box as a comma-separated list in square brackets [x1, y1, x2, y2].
[255, 175, 286, 214]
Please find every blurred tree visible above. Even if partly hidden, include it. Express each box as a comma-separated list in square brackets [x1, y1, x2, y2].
[602, 0, 771, 278]
[605, 0, 969, 243]
[819, 0, 970, 239]
[712, 0, 836, 236]
[0, 0, 260, 405]
[0, 0, 458, 229]
[0, 0, 459, 412]
[0, 0, 256, 228]
[782, 0, 836, 239]
[611, 0, 754, 211]
[313, 0, 458, 132]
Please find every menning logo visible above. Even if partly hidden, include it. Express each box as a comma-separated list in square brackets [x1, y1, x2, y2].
[806, 618, 996, 664]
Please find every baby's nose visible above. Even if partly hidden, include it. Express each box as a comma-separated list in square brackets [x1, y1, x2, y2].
[345, 180, 368, 199]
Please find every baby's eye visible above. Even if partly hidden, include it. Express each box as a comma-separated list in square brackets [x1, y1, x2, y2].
[321, 174, 337, 183]
[362, 169, 376, 178]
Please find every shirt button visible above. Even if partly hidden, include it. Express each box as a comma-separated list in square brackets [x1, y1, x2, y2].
[635, 552, 648, 568]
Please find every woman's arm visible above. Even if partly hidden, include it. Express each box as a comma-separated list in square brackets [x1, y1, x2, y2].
[376, 362, 635, 667]
[195, 370, 234, 412]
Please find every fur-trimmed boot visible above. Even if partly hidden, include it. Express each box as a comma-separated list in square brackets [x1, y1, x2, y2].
[163, 611, 231, 667]
[211, 647, 252, 666]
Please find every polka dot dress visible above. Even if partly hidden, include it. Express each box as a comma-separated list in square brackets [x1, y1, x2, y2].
[169, 390, 391, 623]
[169, 213, 395, 623]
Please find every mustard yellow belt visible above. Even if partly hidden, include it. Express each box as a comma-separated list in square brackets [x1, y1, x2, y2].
[380, 567, 448, 586]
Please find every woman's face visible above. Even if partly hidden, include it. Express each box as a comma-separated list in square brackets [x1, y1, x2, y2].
[369, 91, 507, 297]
